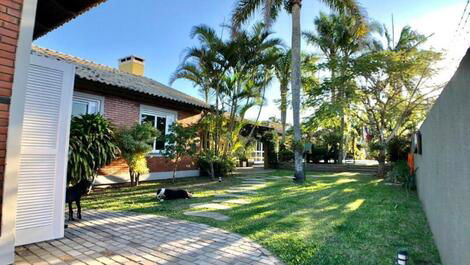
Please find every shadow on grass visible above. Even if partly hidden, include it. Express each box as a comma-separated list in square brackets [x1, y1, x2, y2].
[82, 171, 440, 265]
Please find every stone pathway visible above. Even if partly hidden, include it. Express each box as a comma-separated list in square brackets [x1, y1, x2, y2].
[15, 210, 283, 265]
[212, 198, 251, 205]
[183, 211, 231, 221]
[184, 175, 279, 223]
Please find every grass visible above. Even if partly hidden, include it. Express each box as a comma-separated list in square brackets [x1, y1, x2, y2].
[82, 171, 440, 265]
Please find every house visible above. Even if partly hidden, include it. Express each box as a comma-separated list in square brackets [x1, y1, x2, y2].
[0, 1, 139, 263]
[2, 1, 277, 263]
[31, 46, 209, 185]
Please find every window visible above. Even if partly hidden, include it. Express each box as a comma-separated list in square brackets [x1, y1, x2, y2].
[72, 93, 103, 117]
[140, 106, 175, 154]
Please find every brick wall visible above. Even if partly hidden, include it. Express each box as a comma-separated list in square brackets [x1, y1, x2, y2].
[0, 0, 23, 234]
[103, 94, 140, 128]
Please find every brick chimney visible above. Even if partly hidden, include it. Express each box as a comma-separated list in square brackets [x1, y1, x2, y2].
[118, 55, 144, 76]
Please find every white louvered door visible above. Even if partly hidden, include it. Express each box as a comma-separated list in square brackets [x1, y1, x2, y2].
[15, 55, 75, 246]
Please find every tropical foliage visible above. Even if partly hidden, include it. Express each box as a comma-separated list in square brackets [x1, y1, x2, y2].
[162, 123, 199, 183]
[171, 22, 282, 179]
[232, 0, 362, 183]
[67, 114, 119, 185]
[116, 123, 159, 186]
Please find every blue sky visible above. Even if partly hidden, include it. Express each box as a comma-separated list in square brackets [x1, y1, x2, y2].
[34, 0, 466, 122]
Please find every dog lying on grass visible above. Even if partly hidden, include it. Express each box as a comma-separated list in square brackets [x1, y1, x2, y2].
[66, 179, 92, 221]
[156, 188, 192, 201]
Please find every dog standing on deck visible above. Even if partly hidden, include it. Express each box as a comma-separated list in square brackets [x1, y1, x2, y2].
[156, 188, 192, 201]
[66, 179, 92, 221]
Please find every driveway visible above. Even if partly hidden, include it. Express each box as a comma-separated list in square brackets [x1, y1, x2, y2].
[15, 210, 283, 265]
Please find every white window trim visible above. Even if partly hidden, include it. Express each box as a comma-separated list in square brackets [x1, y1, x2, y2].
[72, 91, 104, 115]
[140, 105, 177, 156]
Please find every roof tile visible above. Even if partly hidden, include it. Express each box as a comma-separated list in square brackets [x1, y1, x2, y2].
[31, 46, 209, 109]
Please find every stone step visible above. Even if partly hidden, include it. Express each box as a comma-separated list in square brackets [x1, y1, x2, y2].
[214, 194, 245, 198]
[226, 190, 258, 195]
[189, 203, 232, 210]
[212, 199, 250, 205]
[183, 211, 230, 221]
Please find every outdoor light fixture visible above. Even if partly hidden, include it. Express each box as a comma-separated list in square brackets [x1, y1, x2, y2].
[396, 250, 409, 265]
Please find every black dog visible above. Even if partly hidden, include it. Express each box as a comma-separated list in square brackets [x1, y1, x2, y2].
[156, 188, 192, 201]
[66, 179, 92, 221]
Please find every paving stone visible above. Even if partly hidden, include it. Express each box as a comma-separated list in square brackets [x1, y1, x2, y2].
[226, 189, 258, 194]
[190, 203, 233, 210]
[212, 199, 251, 205]
[214, 193, 245, 198]
[183, 211, 231, 221]
[15, 210, 282, 264]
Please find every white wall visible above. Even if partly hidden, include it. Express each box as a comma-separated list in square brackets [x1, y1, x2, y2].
[414, 48, 470, 265]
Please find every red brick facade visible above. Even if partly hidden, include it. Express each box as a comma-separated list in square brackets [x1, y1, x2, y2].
[0, 0, 23, 234]
[76, 90, 201, 177]
[104, 94, 140, 128]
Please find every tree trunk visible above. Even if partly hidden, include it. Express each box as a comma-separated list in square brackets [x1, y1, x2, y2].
[172, 156, 179, 183]
[215, 86, 221, 156]
[280, 83, 288, 144]
[291, 0, 305, 183]
[135, 173, 140, 186]
[209, 160, 215, 181]
[247, 83, 267, 139]
[338, 115, 345, 164]
[129, 169, 135, 186]
[377, 148, 386, 178]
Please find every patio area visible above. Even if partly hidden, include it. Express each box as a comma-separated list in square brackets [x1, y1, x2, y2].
[14, 210, 282, 265]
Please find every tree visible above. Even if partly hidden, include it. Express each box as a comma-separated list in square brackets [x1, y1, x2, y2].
[353, 26, 442, 177]
[162, 123, 199, 183]
[232, 0, 362, 183]
[273, 48, 291, 144]
[67, 114, 119, 185]
[304, 12, 372, 163]
[172, 23, 281, 180]
[116, 123, 159, 186]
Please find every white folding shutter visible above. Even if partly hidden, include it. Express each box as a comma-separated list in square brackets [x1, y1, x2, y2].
[15, 55, 75, 246]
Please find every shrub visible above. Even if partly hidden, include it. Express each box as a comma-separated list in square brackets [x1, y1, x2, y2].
[386, 160, 410, 183]
[386, 160, 416, 190]
[162, 123, 198, 183]
[116, 122, 159, 186]
[198, 151, 236, 178]
[387, 136, 411, 162]
[278, 144, 294, 162]
[67, 114, 119, 185]
[262, 131, 278, 168]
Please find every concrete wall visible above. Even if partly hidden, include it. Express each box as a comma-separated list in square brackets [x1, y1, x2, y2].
[414, 49, 470, 265]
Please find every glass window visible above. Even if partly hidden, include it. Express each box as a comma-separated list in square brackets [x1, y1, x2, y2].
[155, 117, 166, 150]
[140, 111, 173, 153]
[72, 101, 88, 117]
[71, 96, 102, 117]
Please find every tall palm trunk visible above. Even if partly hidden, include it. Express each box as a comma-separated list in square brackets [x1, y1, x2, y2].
[338, 114, 345, 163]
[291, 0, 305, 183]
[280, 82, 288, 144]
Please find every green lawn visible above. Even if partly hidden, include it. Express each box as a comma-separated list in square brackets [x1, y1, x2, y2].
[82, 171, 440, 265]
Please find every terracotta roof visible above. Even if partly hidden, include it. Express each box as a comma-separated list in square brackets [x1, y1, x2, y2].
[34, 0, 107, 39]
[32, 46, 209, 109]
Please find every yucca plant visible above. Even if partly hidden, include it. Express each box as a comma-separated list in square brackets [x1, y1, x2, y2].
[67, 114, 119, 185]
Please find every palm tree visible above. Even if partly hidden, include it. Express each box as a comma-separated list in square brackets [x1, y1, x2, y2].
[232, 0, 362, 183]
[304, 12, 369, 164]
[273, 48, 291, 144]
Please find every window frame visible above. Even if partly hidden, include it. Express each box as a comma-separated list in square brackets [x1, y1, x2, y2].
[139, 105, 177, 155]
[72, 92, 104, 116]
